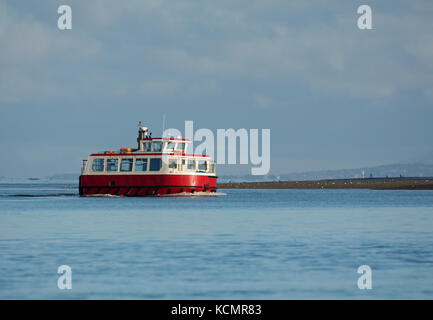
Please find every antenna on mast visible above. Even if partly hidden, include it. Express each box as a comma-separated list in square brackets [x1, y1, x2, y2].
[162, 113, 166, 137]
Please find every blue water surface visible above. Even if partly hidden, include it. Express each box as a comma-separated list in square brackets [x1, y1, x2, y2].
[0, 182, 432, 299]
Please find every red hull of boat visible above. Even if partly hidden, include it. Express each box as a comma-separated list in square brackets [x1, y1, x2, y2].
[79, 174, 217, 196]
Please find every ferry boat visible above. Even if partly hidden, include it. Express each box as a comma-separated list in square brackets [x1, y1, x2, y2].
[79, 123, 217, 196]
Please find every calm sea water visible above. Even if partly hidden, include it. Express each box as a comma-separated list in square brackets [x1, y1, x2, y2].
[0, 182, 432, 299]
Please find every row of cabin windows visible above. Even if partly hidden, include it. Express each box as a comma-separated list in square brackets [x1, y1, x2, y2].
[91, 158, 215, 173]
[143, 141, 186, 153]
[92, 158, 161, 172]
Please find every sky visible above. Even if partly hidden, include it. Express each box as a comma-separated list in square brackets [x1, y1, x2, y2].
[1, 0, 433, 178]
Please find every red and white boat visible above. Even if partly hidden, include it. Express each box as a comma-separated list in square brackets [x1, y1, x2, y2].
[79, 124, 218, 196]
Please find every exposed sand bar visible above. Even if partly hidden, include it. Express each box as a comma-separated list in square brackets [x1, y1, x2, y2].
[218, 178, 433, 190]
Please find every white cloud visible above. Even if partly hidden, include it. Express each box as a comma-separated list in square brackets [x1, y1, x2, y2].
[0, 1, 103, 103]
[1, 1, 433, 105]
[137, 78, 218, 96]
[0, 68, 75, 103]
[137, 79, 181, 95]
[253, 94, 273, 109]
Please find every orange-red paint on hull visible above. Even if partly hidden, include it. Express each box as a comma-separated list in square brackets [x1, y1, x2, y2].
[79, 174, 217, 196]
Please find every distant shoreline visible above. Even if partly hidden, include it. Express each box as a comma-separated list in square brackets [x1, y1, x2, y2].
[218, 178, 433, 190]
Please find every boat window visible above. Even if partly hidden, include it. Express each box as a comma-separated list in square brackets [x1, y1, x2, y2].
[178, 159, 185, 171]
[166, 141, 175, 152]
[150, 158, 162, 171]
[210, 162, 216, 173]
[198, 160, 207, 171]
[187, 159, 196, 170]
[169, 159, 177, 169]
[120, 159, 133, 171]
[144, 142, 152, 152]
[106, 159, 119, 172]
[176, 143, 185, 151]
[135, 158, 148, 171]
[152, 142, 162, 152]
[92, 158, 104, 172]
